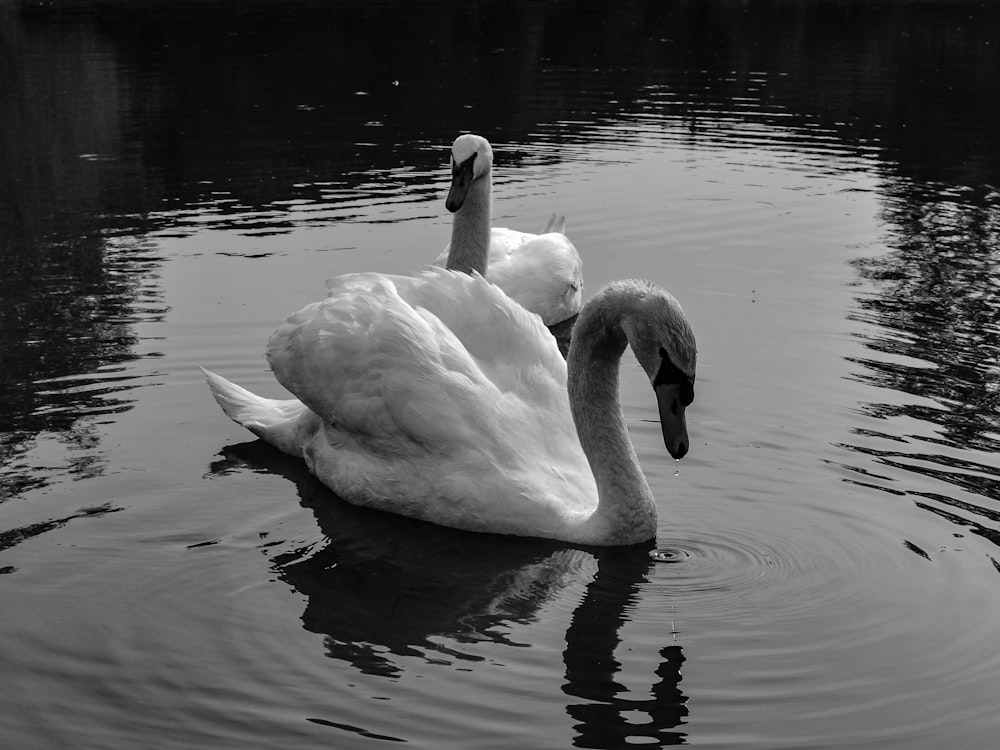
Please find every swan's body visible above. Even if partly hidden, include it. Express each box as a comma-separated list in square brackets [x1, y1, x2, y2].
[435, 217, 583, 326]
[437, 135, 583, 327]
[203, 270, 696, 546]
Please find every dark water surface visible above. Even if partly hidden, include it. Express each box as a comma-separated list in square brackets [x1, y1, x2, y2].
[2, 1, 1000, 748]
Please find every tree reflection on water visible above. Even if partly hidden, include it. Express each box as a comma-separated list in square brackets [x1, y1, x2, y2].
[0, 10, 167, 497]
[842, 180, 1000, 556]
[850, 185, 1000, 453]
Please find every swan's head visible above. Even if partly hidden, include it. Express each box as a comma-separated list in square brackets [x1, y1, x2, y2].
[618, 282, 697, 460]
[446, 134, 493, 213]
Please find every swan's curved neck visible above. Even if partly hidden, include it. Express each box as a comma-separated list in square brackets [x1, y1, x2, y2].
[567, 296, 657, 545]
[446, 172, 491, 277]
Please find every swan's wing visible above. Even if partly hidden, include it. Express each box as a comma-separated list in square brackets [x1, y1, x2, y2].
[487, 233, 584, 326]
[434, 223, 584, 324]
[268, 267, 596, 536]
[272, 268, 571, 451]
[488, 227, 535, 256]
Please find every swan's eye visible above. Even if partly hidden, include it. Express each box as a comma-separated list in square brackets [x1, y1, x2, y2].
[654, 347, 694, 406]
[453, 151, 477, 177]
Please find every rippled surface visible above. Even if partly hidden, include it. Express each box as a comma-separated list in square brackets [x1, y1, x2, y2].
[3, 1, 1000, 747]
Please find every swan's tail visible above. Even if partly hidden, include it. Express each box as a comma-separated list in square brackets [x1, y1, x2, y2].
[541, 214, 566, 235]
[201, 367, 309, 458]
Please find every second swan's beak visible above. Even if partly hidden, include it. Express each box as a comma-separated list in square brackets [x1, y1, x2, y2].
[446, 154, 476, 213]
[655, 383, 690, 460]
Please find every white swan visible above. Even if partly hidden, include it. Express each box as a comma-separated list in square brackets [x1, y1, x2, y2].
[435, 134, 583, 327]
[203, 269, 696, 546]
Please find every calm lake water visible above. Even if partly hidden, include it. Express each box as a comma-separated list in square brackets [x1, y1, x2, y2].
[3, 1, 1000, 747]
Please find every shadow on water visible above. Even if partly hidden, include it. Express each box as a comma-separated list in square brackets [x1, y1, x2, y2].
[211, 439, 689, 744]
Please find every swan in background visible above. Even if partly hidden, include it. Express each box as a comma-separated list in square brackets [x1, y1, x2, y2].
[436, 134, 583, 327]
[202, 268, 696, 546]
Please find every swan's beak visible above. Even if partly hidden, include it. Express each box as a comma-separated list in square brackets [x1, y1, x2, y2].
[655, 383, 690, 460]
[446, 154, 476, 212]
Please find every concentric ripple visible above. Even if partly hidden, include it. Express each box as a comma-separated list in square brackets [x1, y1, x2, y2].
[643, 516, 860, 618]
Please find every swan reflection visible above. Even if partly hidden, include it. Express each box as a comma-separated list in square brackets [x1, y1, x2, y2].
[211, 440, 688, 744]
[563, 545, 688, 747]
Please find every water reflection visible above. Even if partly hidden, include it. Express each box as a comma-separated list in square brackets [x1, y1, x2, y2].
[11, 0, 1000, 217]
[850, 186, 1000, 451]
[0, 9, 166, 498]
[211, 441, 688, 744]
[842, 182, 1000, 553]
[0, 502, 121, 566]
[563, 547, 687, 747]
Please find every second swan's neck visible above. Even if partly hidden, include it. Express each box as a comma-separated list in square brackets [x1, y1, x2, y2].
[446, 172, 492, 277]
[567, 290, 657, 545]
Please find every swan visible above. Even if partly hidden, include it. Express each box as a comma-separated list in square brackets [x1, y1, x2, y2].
[202, 268, 696, 546]
[435, 134, 583, 327]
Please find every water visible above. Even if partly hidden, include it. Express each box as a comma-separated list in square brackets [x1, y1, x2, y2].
[2, 1, 999, 747]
